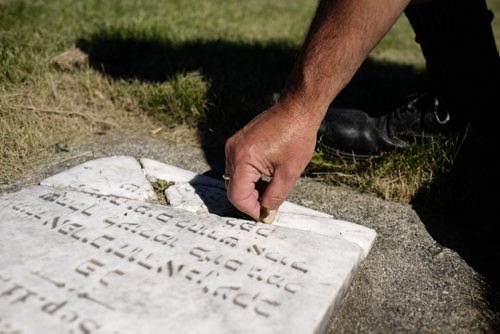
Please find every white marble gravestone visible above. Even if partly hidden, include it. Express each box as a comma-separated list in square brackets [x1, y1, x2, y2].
[0, 156, 376, 334]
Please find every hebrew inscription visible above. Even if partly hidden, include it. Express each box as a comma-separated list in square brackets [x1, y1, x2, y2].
[0, 157, 376, 334]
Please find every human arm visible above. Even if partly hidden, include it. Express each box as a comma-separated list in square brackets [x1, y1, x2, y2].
[225, 0, 411, 223]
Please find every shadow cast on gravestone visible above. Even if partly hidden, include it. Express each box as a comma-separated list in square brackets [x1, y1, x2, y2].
[411, 141, 500, 329]
[76, 32, 427, 177]
[187, 174, 266, 221]
[188, 174, 237, 217]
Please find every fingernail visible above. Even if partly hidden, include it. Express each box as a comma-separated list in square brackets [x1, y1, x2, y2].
[259, 207, 277, 224]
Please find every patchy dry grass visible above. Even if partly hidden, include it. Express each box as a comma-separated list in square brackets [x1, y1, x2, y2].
[0, 65, 195, 184]
[307, 134, 465, 202]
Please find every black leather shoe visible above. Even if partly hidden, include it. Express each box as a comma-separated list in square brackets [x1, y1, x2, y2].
[317, 93, 451, 160]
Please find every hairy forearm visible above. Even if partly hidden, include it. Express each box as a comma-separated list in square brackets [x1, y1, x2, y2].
[281, 0, 411, 127]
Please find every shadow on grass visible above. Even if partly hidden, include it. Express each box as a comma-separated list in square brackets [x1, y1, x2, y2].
[76, 33, 426, 175]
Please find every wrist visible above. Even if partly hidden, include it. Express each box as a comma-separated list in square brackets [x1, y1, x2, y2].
[276, 91, 327, 131]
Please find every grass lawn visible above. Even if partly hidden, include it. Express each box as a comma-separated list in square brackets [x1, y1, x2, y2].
[1, 0, 499, 203]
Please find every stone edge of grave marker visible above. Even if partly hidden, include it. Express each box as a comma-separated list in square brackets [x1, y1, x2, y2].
[274, 214, 376, 259]
[40, 156, 156, 202]
[140, 158, 377, 258]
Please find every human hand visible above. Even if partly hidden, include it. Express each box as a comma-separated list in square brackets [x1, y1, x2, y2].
[224, 100, 320, 223]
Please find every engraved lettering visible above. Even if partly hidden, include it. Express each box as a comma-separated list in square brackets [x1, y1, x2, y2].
[247, 244, 265, 255]
[134, 205, 150, 215]
[291, 261, 309, 274]
[90, 235, 115, 249]
[189, 247, 210, 262]
[137, 253, 154, 270]
[79, 319, 101, 334]
[71, 227, 87, 241]
[102, 218, 116, 228]
[207, 230, 218, 240]
[284, 283, 301, 294]
[153, 233, 177, 247]
[156, 212, 174, 223]
[256, 226, 275, 238]
[212, 286, 240, 300]
[224, 259, 243, 272]
[247, 267, 263, 281]
[254, 298, 280, 318]
[78, 292, 115, 311]
[0, 284, 23, 299]
[219, 236, 238, 247]
[139, 229, 153, 239]
[162, 260, 185, 276]
[118, 222, 140, 232]
[31, 271, 65, 288]
[113, 244, 142, 262]
[44, 216, 70, 230]
[196, 270, 219, 285]
[213, 255, 223, 265]
[75, 259, 105, 277]
[108, 195, 126, 206]
[265, 252, 279, 263]
[60, 310, 78, 323]
[185, 269, 201, 281]
[41, 300, 68, 315]
[187, 223, 207, 234]
[225, 220, 236, 227]
[241, 222, 256, 232]
[39, 193, 62, 202]
[233, 292, 259, 309]
[81, 204, 96, 216]
[55, 199, 67, 206]
[120, 184, 140, 192]
[266, 275, 284, 288]
[58, 223, 84, 236]
[100, 269, 125, 287]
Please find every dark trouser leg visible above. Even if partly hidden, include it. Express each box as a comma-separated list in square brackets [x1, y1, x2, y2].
[406, 0, 500, 220]
[405, 0, 499, 134]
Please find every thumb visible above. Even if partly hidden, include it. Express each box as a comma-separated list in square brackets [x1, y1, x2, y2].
[259, 170, 296, 224]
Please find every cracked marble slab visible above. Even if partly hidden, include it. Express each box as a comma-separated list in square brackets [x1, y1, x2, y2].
[0, 156, 377, 334]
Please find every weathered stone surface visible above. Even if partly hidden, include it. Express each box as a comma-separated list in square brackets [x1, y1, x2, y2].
[0, 156, 376, 334]
[41, 156, 155, 201]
